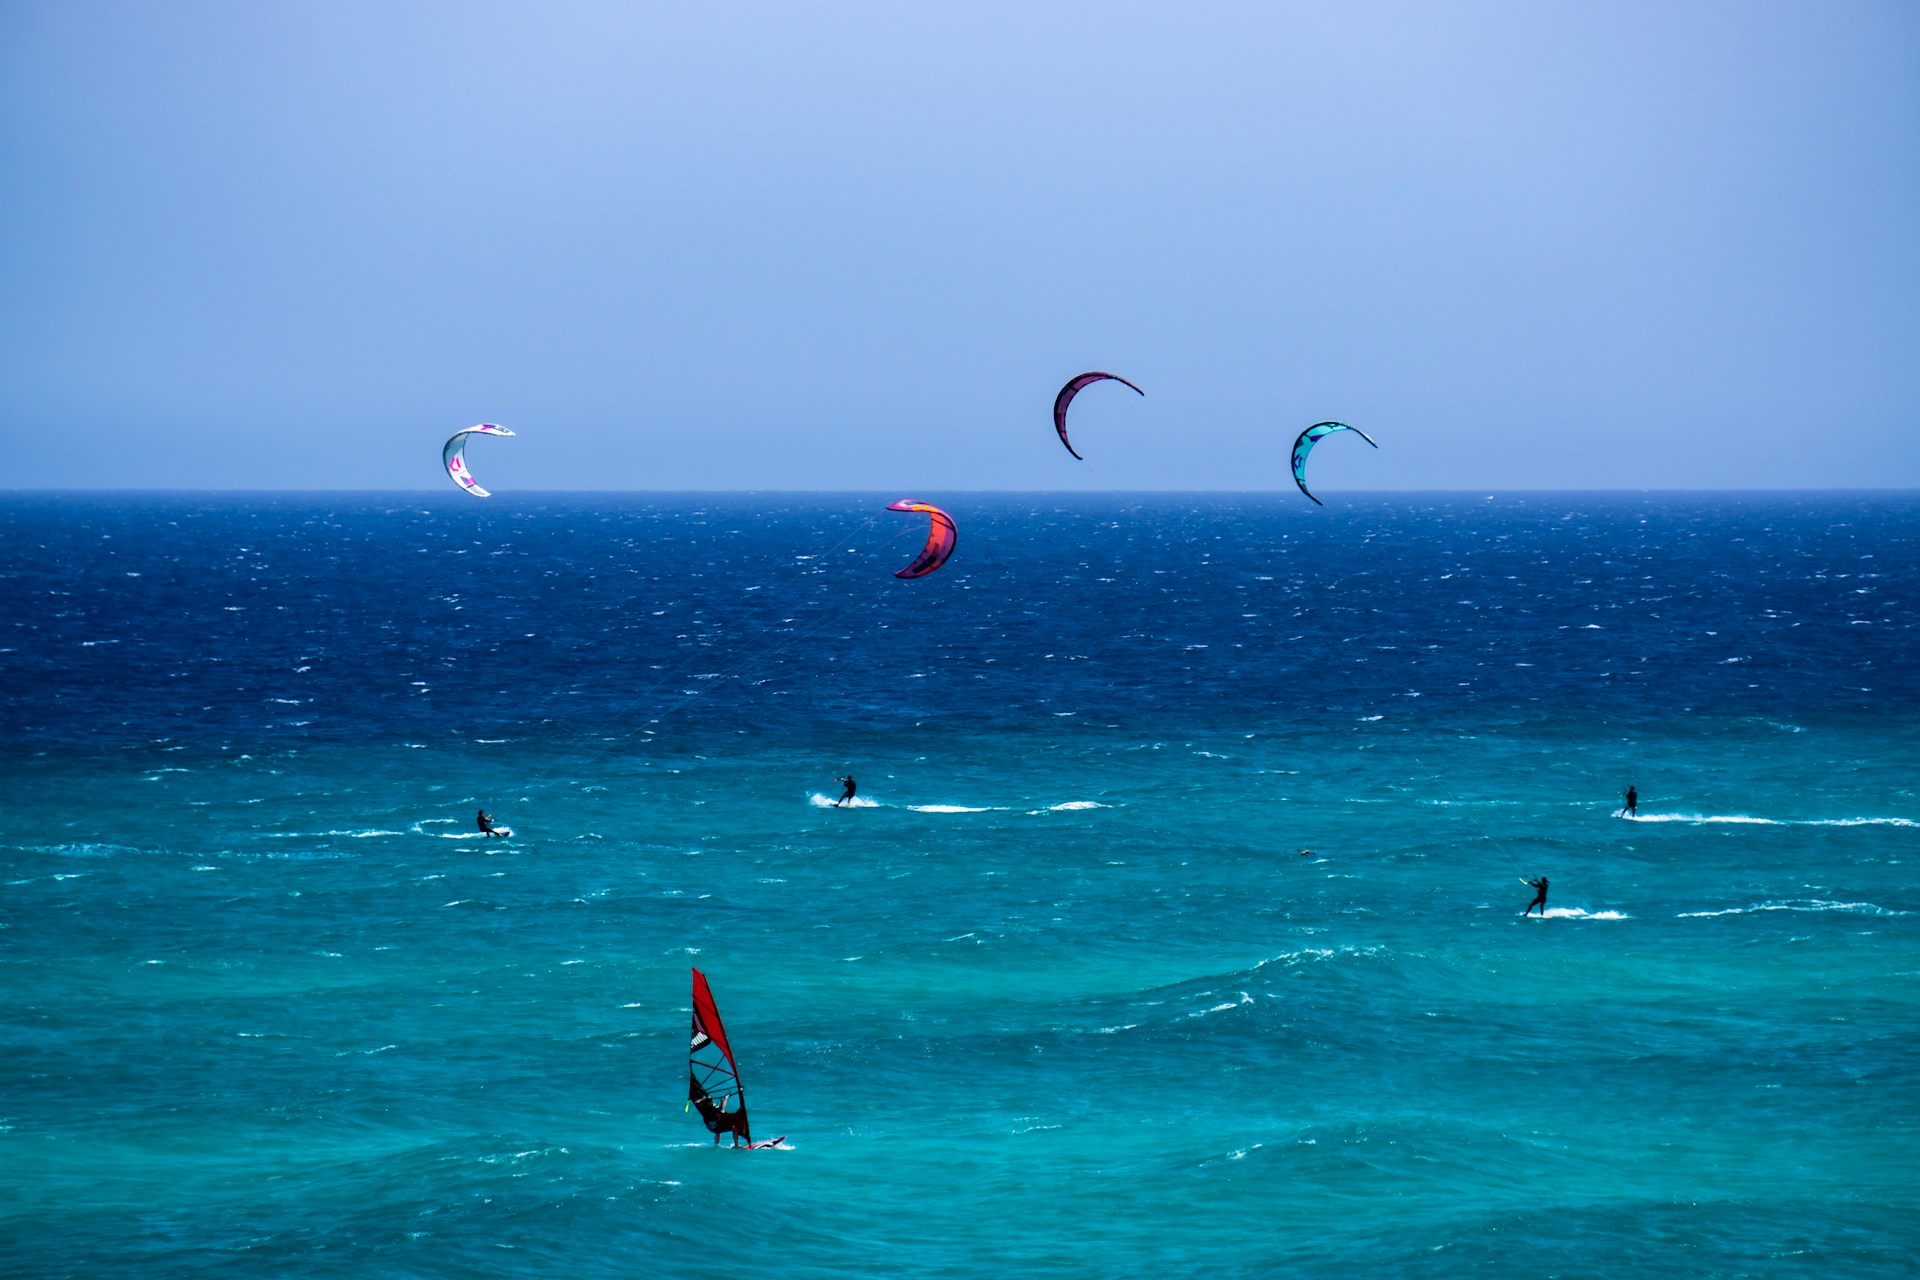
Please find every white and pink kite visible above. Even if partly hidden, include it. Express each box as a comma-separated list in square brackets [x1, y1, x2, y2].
[442, 424, 516, 497]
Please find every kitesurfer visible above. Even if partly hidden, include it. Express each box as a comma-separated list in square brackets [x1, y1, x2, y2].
[1523, 876, 1549, 917]
[833, 775, 857, 807]
[477, 808, 500, 838]
[1621, 785, 1638, 818]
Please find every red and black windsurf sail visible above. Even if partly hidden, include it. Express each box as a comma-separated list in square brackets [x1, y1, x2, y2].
[689, 967, 752, 1144]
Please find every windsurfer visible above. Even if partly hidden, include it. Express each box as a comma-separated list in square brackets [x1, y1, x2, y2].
[690, 1080, 750, 1147]
[1523, 876, 1549, 916]
[689, 967, 763, 1150]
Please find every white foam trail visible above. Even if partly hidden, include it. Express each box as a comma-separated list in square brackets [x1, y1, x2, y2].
[1629, 813, 1917, 827]
[1679, 899, 1909, 919]
[1532, 907, 1629, 920]
[907, 804, 998, 813]
[1049, 801, 1108, 811]
[808, 793, 879, 808]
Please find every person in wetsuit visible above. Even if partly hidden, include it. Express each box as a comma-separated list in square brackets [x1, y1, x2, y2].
[477, 808, 500, 838]
[1523, 876, 1549, 916]
[1622, 785, 1638, 818]
[833, 775, 857, 807]
[689, 1077, 750, 1147]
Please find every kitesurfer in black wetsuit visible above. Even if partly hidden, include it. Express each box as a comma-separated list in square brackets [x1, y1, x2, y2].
[1622, 786, 1638, 818]
[1523, 876, 1549, 916]
[833, 775, 857, 807]
[477, 808, 500, 838]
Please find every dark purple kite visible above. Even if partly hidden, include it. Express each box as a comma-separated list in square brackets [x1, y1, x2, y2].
[1053, 372, 1144, 460]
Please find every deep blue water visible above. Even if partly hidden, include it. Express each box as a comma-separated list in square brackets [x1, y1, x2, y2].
[3, 492, 1916, 1278]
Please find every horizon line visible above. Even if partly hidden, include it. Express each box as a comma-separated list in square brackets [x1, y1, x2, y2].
[3, 486, 1917, 498]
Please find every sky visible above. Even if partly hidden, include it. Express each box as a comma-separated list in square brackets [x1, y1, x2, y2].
[1, 0, 1916, 491]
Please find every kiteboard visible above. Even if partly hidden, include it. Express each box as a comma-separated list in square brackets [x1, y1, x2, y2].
[485, 827, 513, 839]
[743, 1136, 787, 1150]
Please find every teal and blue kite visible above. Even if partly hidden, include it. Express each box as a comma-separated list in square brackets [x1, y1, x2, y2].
[1290, 421, 1377, 505]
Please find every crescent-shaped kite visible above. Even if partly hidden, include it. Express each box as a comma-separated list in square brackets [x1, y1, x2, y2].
[886, 500, 957, 579]
[1290, 421, 1377, 506]
[1053, 372, 1144, 460]
[442, 424, 516, 497]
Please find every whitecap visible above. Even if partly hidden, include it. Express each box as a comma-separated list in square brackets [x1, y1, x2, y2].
[1188, 991, 1255, 1017]
[1048, 801, 1108, 811]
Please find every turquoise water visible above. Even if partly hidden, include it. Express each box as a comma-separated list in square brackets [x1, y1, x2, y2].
[3, 493, 1915, 1277]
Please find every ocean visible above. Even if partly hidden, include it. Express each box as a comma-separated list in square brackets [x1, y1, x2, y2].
[2, 491, 1915, 1278]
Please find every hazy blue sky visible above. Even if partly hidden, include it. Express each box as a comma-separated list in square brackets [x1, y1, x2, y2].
[2, 1, 1915, 490]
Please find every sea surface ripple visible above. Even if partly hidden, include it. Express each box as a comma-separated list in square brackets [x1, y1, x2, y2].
[2, 492, 1915, 1278]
